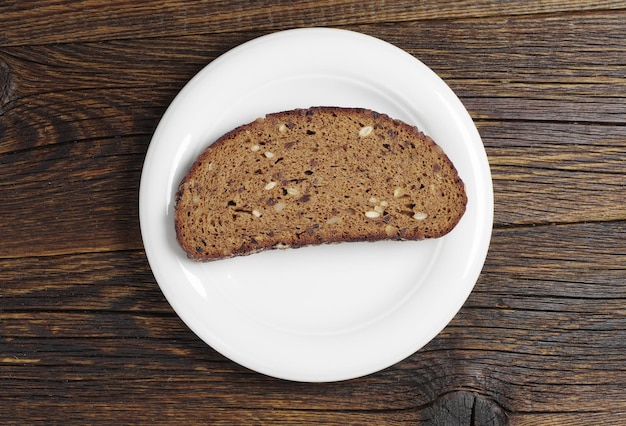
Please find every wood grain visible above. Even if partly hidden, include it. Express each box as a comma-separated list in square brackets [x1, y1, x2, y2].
[1, 1, 626, 424]
[1, 0, 624, 46]
[2, 12, 625, 256]
[1, 222, 624, 423]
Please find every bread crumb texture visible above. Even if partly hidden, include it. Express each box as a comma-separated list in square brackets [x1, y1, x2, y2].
[175, 107, 467, 260]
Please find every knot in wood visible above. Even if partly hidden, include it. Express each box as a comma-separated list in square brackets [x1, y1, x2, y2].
[426, 391, 508, 425]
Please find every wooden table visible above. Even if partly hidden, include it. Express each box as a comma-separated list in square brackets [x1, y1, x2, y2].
[2, 1, 625, 424]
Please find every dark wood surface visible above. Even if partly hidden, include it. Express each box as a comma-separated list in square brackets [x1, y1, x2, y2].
[2, 1, 625, 424]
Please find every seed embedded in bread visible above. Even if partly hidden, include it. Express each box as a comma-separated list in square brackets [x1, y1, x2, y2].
[365, 210, 381, 219]
[174, 106, 467, 261]
[359, 125, 374, 137]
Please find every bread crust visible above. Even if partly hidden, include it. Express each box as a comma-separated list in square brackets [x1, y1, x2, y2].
[175, 107, 467, 261]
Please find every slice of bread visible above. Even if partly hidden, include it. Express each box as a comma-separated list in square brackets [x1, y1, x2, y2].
[175, 107, 467, 261]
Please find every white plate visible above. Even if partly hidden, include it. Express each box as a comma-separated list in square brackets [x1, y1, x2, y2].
[139, 28, 493, 382]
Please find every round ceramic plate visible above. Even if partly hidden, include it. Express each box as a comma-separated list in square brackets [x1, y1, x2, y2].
[139, 28, 493, 382]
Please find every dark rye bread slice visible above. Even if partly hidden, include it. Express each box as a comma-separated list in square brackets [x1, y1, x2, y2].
[175, 107, 467, 261]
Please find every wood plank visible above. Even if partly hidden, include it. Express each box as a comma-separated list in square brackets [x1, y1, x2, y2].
[3, 11, 626, 110]
[480, 121, 626, 225]
[0, 251, 167, 313]
[0, 136, 146, 257]
[1, 222, 624, 423]
[1, 1, 624, 46]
